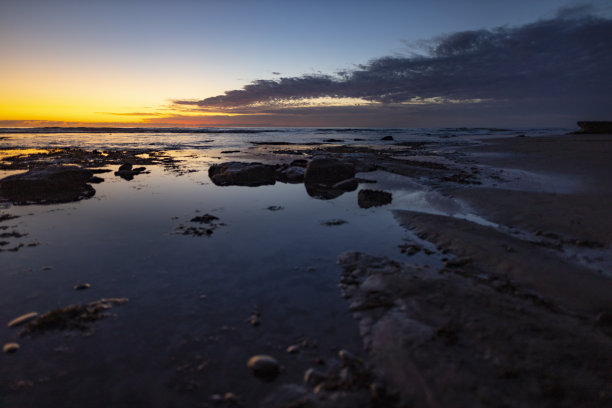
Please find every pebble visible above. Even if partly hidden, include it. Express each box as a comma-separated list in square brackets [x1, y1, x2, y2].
[338, 349, 362, 366]
[8, 312, 38, 328]
[3, 343, 20, 354]
[304, 368, 327, 386]
[247, 355, 280, 379]
[74, 283, 91, 290]
[286, 344, 300, 354]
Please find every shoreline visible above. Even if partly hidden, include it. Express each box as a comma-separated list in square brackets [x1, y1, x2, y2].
[1, 132, 611, 407]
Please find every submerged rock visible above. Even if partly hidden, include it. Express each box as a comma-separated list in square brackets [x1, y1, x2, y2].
[208, 162, 276, 186]
[19, 298, 128, 336]
[0, 166, 99, 204]
[357, 189, 392, 208]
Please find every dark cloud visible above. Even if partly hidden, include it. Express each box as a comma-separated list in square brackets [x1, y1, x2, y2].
[175, 9, 612, 122]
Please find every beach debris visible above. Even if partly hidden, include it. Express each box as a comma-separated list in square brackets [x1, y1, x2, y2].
[357, 189, 392, 209]
[19, 298, 128, 336]
[3, 343, 20, 354]
[247, 355, 280, 380]
[320, 219, 348, 226]
[0, 166, 100, 205]
[7, 312, 39, 327]
[74, 283, 91, 290]
[208, 161, 276, 186]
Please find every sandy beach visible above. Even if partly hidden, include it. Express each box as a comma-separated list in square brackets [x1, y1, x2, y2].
[0, 129, 611, 407]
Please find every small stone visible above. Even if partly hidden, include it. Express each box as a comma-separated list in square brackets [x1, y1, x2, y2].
[338, 349, 362, 366]
[286, 344, 300, 354]
[3, 343, 20, 353]
[74, 283, 91, 290]
[8, 312, 38, 327]
[247, 355, 280, 379]
[304, 368, 327, 386]
[224, 392, 238, 402]
[381, 136, 394, 141]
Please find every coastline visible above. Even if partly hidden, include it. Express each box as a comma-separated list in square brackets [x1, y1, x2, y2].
[0, 131, 611, 407]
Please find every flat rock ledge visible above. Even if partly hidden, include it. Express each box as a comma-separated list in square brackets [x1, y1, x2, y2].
[336, 251, 612, 408]
[0, 165, 101, 205]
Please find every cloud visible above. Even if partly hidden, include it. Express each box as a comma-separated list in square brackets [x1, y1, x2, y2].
[174, 8, 612, 124]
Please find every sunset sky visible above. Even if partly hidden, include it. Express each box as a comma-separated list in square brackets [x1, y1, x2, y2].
[1, 0, 611, 128]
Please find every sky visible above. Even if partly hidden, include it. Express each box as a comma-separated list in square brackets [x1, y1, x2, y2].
[1, 0, 611, 128]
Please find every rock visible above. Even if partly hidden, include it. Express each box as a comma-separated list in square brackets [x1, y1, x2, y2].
[74, 283, 91, 290]
[290, 159, 308, 168]
[3, 343, 20, 354]
[357, 189, 392, 209]
[304, 157, 355, 186]
[114, 163, 148, 181]
[332, 178, 358, 192]
[577, 121, 612, 134]
[286, 344, 300, 354]
[303, 368, 327, 386]
[0, 166, 98, 204]
[325, 138, 343, 142]
[321, 219, 348, 226]
[381, 136, 394, 141]
[19, 298, 128, 336]
[247, 355, 280, 380]
[8, 312, 39, 327]
[208, 162, 276, 186]
[275, 165, 305, 183]
[190, 214, 219, 224]
[266, 206, 284, 211]
[305, 183, 346, 200]
[338, 349, 362, 366]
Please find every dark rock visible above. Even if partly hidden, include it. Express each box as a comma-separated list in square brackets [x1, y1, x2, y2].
[0, 166, 98, 205]
[381, 136, 394, 141]
[305, 183, 345, 200]
[115, 164, 148, 181]
[304, 157, 355, 186]
[74, 283, 91, 290]
[247, 355, 280, 380]
[321, 219, 348, 226]
[208, 162, 276, 186]
[332, 178, 358, 191]
[266, 206, 284, 211]
[275, 165, 305, 183]
[358, 189, 392, 209]
[577, 121, 612, 134]
[190, 214, 219, 224]
[324, 138, 343, 143]
[289, 159, 308, 168]
[221, 150, 240, 154]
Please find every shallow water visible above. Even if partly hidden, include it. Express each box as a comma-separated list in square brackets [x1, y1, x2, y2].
[0, 128, 568, 407]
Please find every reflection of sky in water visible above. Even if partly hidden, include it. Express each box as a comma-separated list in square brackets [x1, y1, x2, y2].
[0, 135, 503, 406]
[0, 161, 437, 405]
